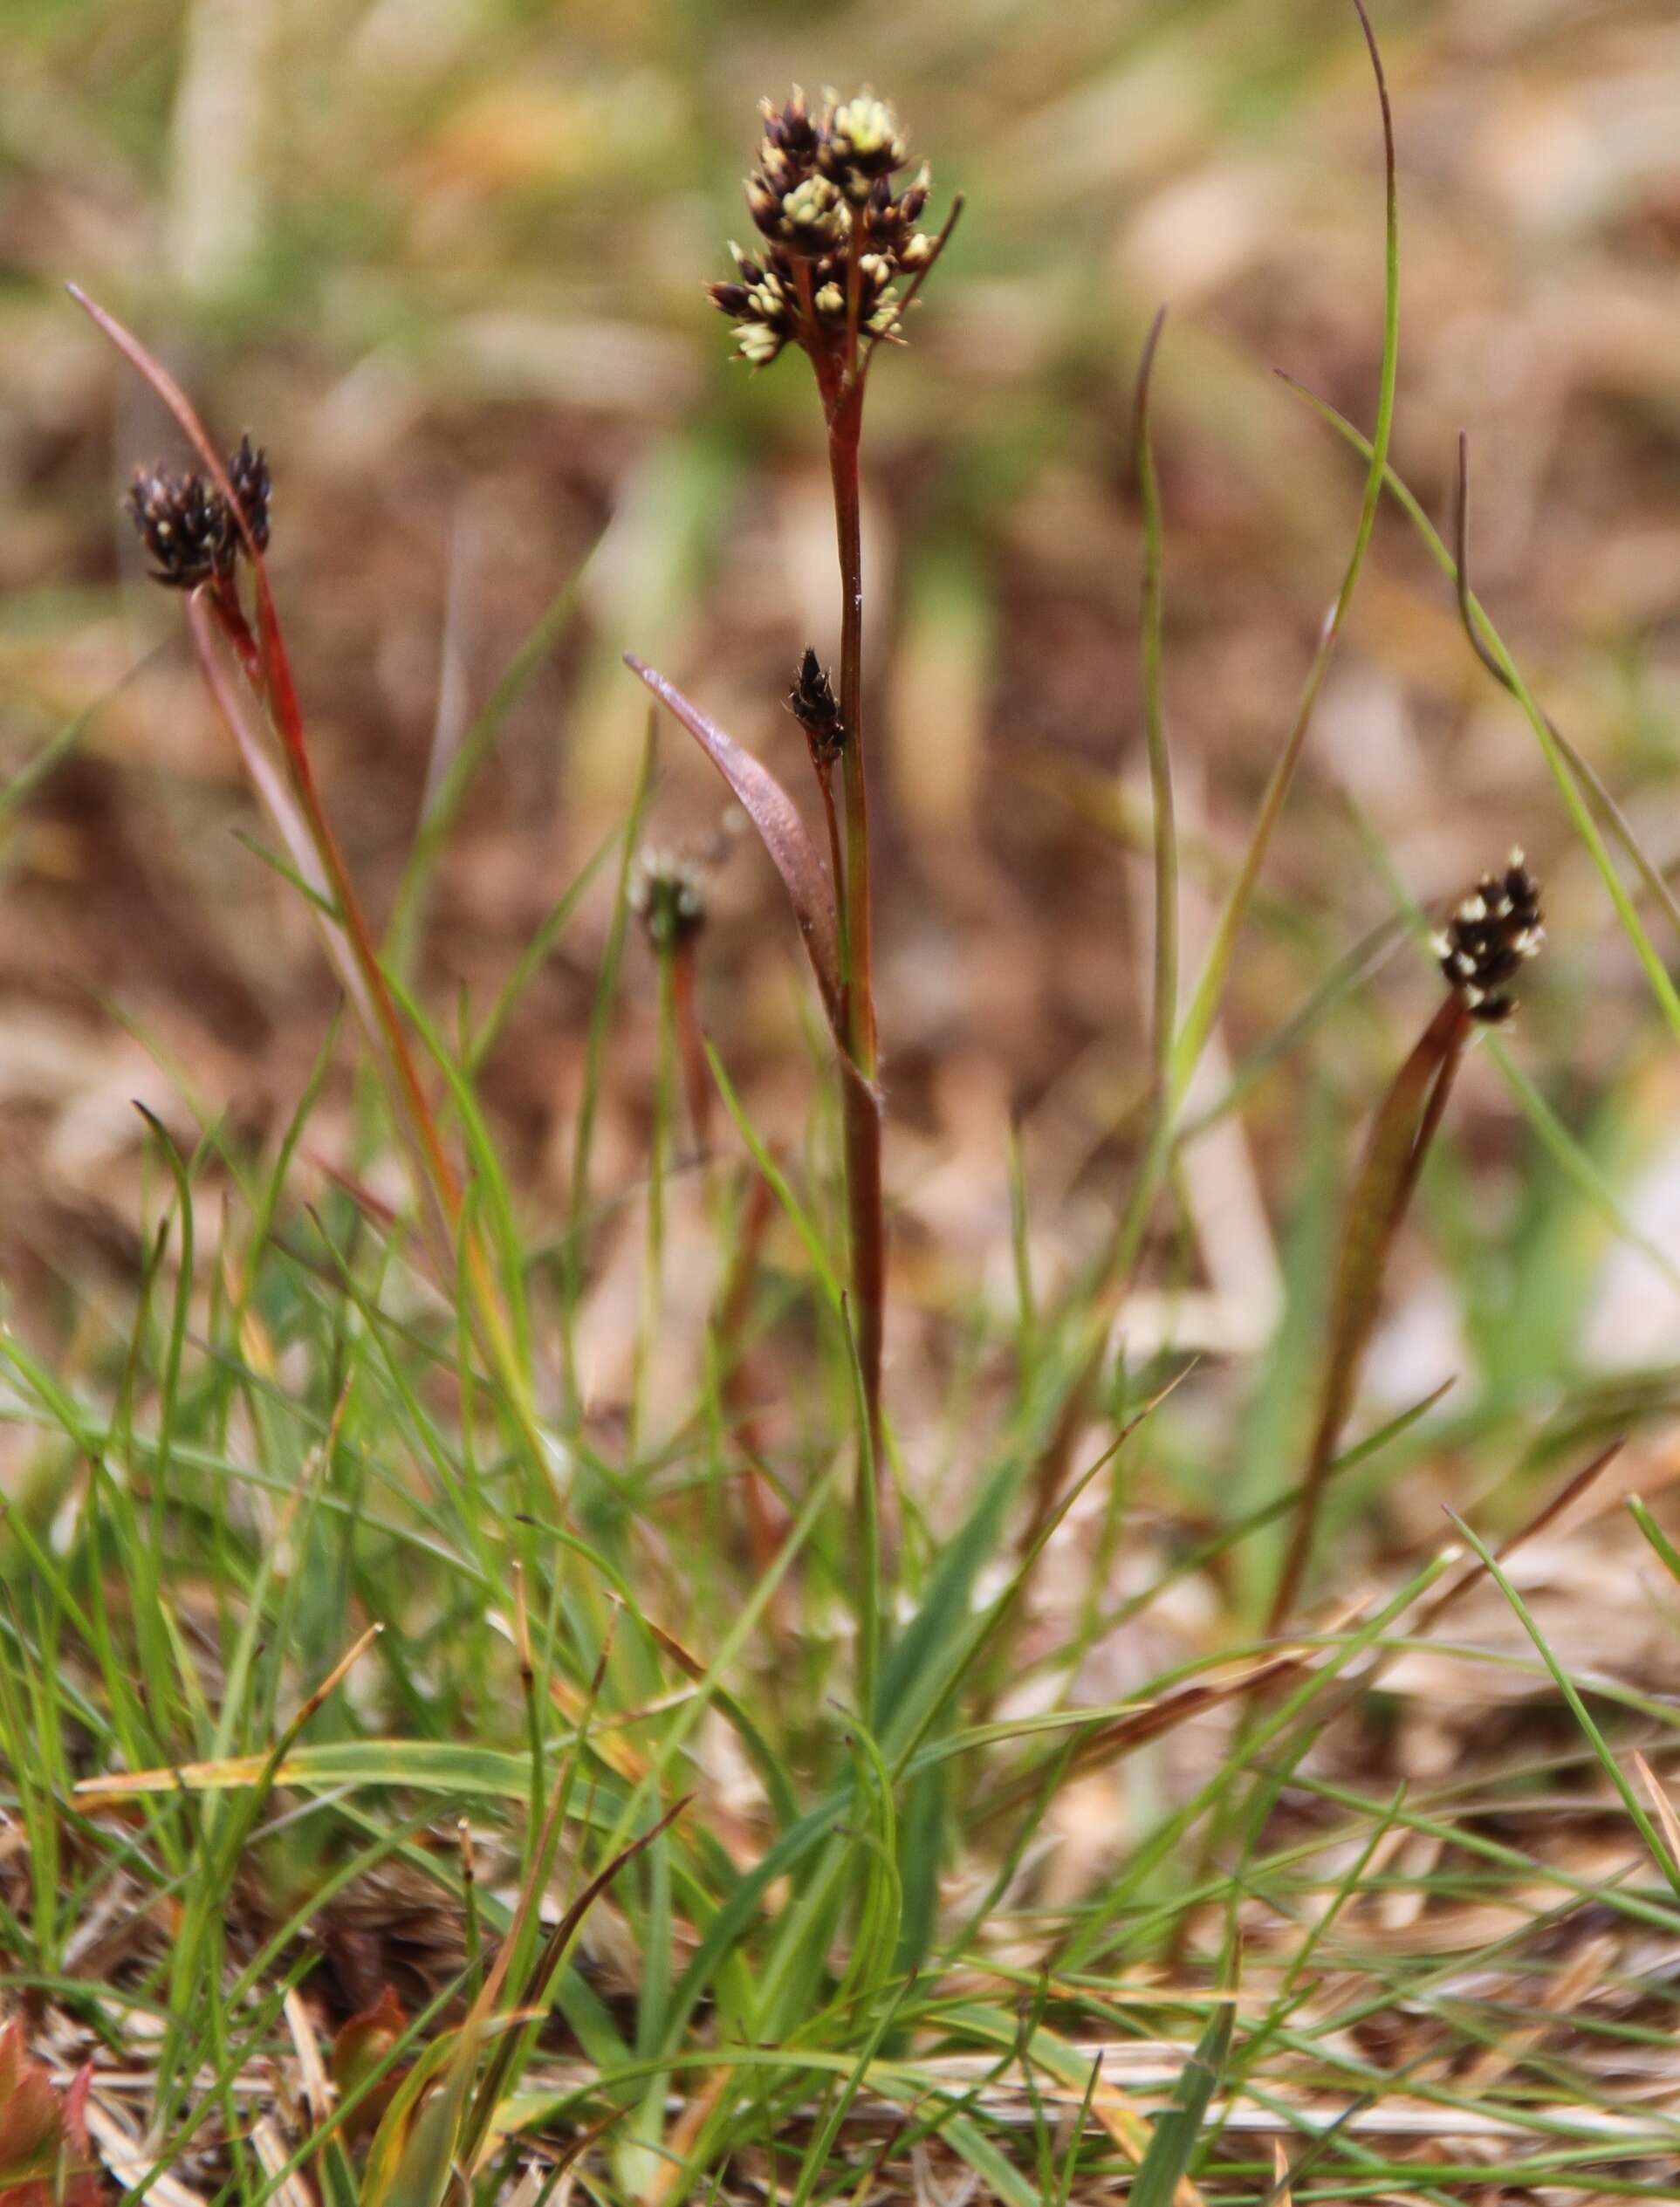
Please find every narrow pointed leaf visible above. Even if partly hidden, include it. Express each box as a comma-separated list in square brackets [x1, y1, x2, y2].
[626, 655, 841, 1031]
[1128, 1998, 1233, 2207]
[1270, 993, 1467, 1627]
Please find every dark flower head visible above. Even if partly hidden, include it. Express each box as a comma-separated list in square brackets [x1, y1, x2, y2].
[225, 433, 271, 553]
[787, 647, 845, 765]
[709, 87, 948, 374]
[126, 464, 235, 589]
[629, 846, 708, 950]
[1432, 849, 1544, 1023]
[125, 434, 271, 589]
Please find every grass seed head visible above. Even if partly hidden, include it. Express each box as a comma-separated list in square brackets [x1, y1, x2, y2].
[125, 432, 270, 588]
[1432, 848, 1544, 1022]
[709, 86, 945, 373]
[225, 431, 271, 552]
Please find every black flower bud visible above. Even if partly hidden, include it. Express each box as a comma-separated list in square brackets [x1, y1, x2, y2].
[225, 433, 271, 553]
[788, 647, 845, 766]
[126, 465, 235, 589]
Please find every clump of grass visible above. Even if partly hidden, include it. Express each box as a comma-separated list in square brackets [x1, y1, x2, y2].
[3, 9, 1680, 2204]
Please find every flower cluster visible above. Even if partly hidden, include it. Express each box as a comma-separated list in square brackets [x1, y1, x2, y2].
[1432, 850, 1544, 1022]
[126, 433, 271, 590]
[629, 846, 709, 950]
[787, 647, 845, 765]
[706, 89, 943, 371]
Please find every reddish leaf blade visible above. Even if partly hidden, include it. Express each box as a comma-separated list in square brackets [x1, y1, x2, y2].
[0, 2027, 100, 2205]
[327, 1985, 412, 2154]
[68, 283, 312, 772]
[626, 655, 842, 1033]
[1269, 992, 1469, 1629]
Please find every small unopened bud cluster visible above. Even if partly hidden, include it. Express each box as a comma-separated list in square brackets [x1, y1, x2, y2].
[787, 647, 845, 766]
[126, 434, 271, 590]
[1431, 850, 1544, 1023]
[629, 846, 708, 950]
[707, 87, 944, 372]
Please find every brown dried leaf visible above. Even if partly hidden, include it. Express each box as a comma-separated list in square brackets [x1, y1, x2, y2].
[333, 1984, 410, 2145]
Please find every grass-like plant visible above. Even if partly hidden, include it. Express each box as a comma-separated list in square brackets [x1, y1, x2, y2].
[5, 6, 1680, 2202]
[630, 87, 960, 1487]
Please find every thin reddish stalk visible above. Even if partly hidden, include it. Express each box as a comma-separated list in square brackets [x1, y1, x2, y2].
[72, 285, 468, 1264]
[828, 392, 875, 1068]
[669, 936, 711, 1155]
[70, 287, 566, 1517]
[200, 596, 467, 1274]
[1266, 991, 1471, 1634]
[814, 763, 848, 976]
[826, 385, 887, 1464]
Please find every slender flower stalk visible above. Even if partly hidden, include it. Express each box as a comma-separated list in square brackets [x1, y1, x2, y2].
[625, 850, 695, 1452]
[1265, 852, 1545, 1631]
[629, 842, 713, 1153]
[78, 286, 559, 1513]
[704, 87, 960, 1461]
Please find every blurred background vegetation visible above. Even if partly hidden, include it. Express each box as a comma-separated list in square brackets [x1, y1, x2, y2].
[4, 0, 1680, 1525]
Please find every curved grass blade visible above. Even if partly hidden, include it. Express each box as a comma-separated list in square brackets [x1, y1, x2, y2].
[387, 556, 594, 976]
[72, 1737, 557, 1807]
[1134, 304, 1176, 1094]
[1169, 0, 1399, 1097]
[1454, 432, 1680, 950]
[1280, 376, 1680, 1034]
[1129, 1998, 1233, 2207]
[1447, 1511, 1680, 1908]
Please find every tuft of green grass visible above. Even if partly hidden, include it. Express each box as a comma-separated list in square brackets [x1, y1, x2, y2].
[7, 6, 1680, 2204]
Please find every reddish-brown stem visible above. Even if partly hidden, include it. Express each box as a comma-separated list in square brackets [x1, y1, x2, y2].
[203, 584, 460, 1217]
[826, 374, 886, 1465]
[194, 590, 463, 1273]
[771, 199, 968, 1485]
[669, 936, 711, 1156]
[245, 637, 468, 1240]
[814, 763, 847, 973]
[71, 288, 473, 1290]
[843, 216, 866, 383]
[206, 581, 263, 689]
[827, 389, 874, 1063]
[1266, 991, 1471, 1634]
